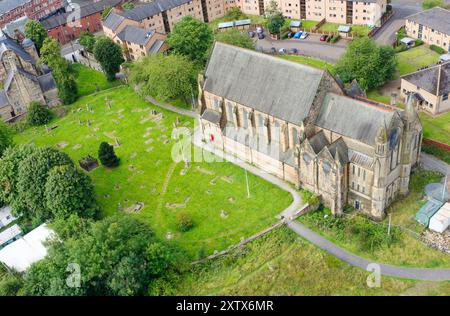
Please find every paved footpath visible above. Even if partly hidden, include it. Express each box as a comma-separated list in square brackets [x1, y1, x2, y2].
[147, 96, 450, 281]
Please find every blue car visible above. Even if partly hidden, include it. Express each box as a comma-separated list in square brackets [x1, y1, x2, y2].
[293, 32, 302, 39]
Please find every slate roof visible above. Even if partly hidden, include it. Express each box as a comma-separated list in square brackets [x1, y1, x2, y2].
[201, 109, 221, 124]
[0, 37, 34, 64]
[328, 138, 349, 164]
[401, 61, 450, 96]
[0, 90, 9, 109]
[117, 25, 155, 46]
[119, 0, 196, 21]
[41, 0, 122, 30]
[0, 0, 30, 15]
[203, 42, 325, 125]
[309, 131, 329, 154]
[103, 12, 125, 31]
[2, 16, 29, 38]
[149, 39, 165, 53]
[405, 7, 450, 35]
[38, 73, 57, 92]
[315, 93, 397, 146]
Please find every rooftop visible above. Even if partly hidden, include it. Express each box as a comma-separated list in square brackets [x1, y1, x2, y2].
[0, 0, 30, 15]
[406, 7, 450, 35]
[401, 61, 450, 96]
[117, 25, 155, 46]
[117, 0, 195, 21]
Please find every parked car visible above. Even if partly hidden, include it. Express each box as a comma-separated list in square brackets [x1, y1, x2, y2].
[278, 48, 287, 54]
[300, 32, 309, 39]
[248, 31, 255, 38]
[289, 48, 298, 54]
[256, 26, 263, 34]
[320, 34, 328, 42]
[258, 33, 265, 39]
[270, 47, 277, 53]
[293, 32, 302, 39]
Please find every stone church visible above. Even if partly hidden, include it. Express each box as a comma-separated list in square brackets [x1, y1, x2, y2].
[198, 42, 422, 220]
[0, 35, 59, 122]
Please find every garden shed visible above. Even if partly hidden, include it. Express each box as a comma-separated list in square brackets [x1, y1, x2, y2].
[416, 198, 444, 227]
[290, 20, 302, 31]
[429, 202, 450, 233]
[338, 25, 351, 37]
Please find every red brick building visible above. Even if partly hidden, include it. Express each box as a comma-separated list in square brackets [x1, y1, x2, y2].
[41, 0, 122, 44]
[0, 0, 64, 28]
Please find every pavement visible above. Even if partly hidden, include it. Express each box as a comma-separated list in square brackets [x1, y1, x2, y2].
[256, 34, 347, 63]
[421, 152, 450, 176]
[373, 0, 423, 45]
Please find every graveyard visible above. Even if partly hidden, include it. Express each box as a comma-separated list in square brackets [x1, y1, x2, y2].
[14, 86, 293, 259]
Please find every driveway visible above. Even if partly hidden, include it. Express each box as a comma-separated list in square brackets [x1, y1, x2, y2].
[373, 0, 423, 45]
[256, 34, 347, 63]
[421, 152, 450, 176]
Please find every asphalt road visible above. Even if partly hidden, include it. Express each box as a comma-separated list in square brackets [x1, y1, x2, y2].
[256, 34, 347, 63]
[373, 0, 423, 45]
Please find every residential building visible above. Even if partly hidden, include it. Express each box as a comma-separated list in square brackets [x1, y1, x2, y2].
[405, 7, 450, 52]
[41, 0, 122, 44]
[116, 25, 168, 61]
[198, 43, 422, 220]
[400, 61, 450, 115]
[0, 36, 59, 122]
[0, 206, 16, 229]
[0, 0, 64, 29]
[1, 16, 30, 41]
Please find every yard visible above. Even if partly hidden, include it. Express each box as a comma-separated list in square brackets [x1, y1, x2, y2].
[165, 226, 450, 295]
[299, 168, 450, 269]
[13, 86, 292, 259]
[397, 46, 441, 76]
[419, 111, 450, 146]
[72, 64, 122, 98]
[318, 23, 371, 37]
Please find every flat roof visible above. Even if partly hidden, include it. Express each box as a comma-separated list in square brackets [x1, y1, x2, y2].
[290, 21, 301, 27]
[338, 25, 351, 33]
[0, 224, 21, 246]
[234, 19, 251, 26]
[218, 21, 234, 29]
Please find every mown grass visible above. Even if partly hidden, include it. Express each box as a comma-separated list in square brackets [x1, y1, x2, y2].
[318, 23, 371, 37]
[163, 226, 450, 295]
[277, 54, 335, 74]
[299, 169, 450, 268]
[419, 111, 450, 145]
[13, 86, 292, 259]
[72, 64, 122, 98]
[397, 46, 440, 76]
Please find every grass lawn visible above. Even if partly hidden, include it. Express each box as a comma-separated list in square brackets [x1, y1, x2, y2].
[318, 23, 371, 37]
[166, 226, 450, 295]
[397, 46, 440, 76]
[299, 168, 450, 268]
[14, 86, 292, 259]
[72, 64, 122, 98]
[277, 54, 335, 74]
[301, 20, 318, 30]
[367, 90, 392, 105]
[419, 111, 450, 145]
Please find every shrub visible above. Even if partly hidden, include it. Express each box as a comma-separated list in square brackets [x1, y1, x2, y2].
[98, 142, 119, 168]
[430, 44, 445, 54]
[394, 44, 408, 53]
[26, 102, 52, 126]
[176, 212, 194, 232]
[415, 39, 424, 46]
[326, 35, 332, 42]
[330, 35, 340, 43]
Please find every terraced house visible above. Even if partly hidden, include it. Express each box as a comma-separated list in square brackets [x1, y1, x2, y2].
[405, 7, 450, 52]
[198, 43, 422, 220]
[0, 0, 63, 28]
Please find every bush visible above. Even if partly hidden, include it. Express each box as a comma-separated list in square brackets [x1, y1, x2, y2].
[430, 44, 445, 54]
[0, 121, 12, 158]
[26, 102, 52, 126]
[326, 35, 332, 42]
[176, 212, 194, 232]
[330, 35, 340, 43]
[98, 142, 119, 168]
[394, 44, 408, 53]
[415, 39, 424, 46]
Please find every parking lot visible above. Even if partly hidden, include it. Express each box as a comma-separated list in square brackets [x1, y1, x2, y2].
[254, 33, 347, 64]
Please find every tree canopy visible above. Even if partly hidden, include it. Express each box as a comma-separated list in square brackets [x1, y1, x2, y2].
[335, 37, 397, 90]
[79, 32, 96, 53]
[26, 102, 52, 126]
[0, 121, 12, 158]
[24, 20, 48, 53]
[215, 29, 256, 50]
[422, 0, 443, 9]
[167, 16, 213, 64]
[129, 54, 197, 103]
[93, 36, 124, 81]
[23, 216, 187, 296]
[98, 142, 119, 168]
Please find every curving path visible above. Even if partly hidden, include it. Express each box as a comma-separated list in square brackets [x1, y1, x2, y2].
[146, 95, 450, 281]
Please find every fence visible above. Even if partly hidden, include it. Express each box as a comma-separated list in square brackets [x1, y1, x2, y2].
[368, 10, 395, 38]
[423, 138, 450, 151]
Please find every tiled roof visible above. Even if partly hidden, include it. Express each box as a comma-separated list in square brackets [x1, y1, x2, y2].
[406, 7, 450, 35]
[402, 62, 450, 96]
[117, 25, 154, 46]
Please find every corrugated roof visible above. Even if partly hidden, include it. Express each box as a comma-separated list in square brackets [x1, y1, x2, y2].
[203, 42, 324, 125]
[402, 61, 450, 96]
[315, 93, 396, 146]
[406, 7, 450, 35]
[148, 39, 165, 53]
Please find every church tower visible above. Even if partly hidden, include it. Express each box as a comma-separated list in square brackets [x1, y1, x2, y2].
[371, 124, 389, 220]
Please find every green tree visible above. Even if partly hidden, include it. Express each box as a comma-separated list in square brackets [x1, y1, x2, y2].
[45, 165, 98, 220]
[93, 36, 124, 81]
[0, 145, 38, 211]
[129, 54, 197, 103]
[98, 142, 119, 168]
[79, 32, 96, 53]
[51, 214, 92, 240]
[24, 20, 48, 53]
[24, 217, 185, 296]
[267, 13, 285, 34]
[176, 212, 194, 232]
[0, 274, 24, 296]
[122, 1, 135, 10]
[0, 121, 12, 158]
[223, 7, 247, 20]
[26, 102, 52, 126]
[16, 147, 74, 223]
[102, 7, 113, 20]
[39, 37, 61, 69]
[167, 16, 213, 64]
[422, 0, 443, 9]
[215, 29, 256, 50]
[335, 37, 397, 90]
